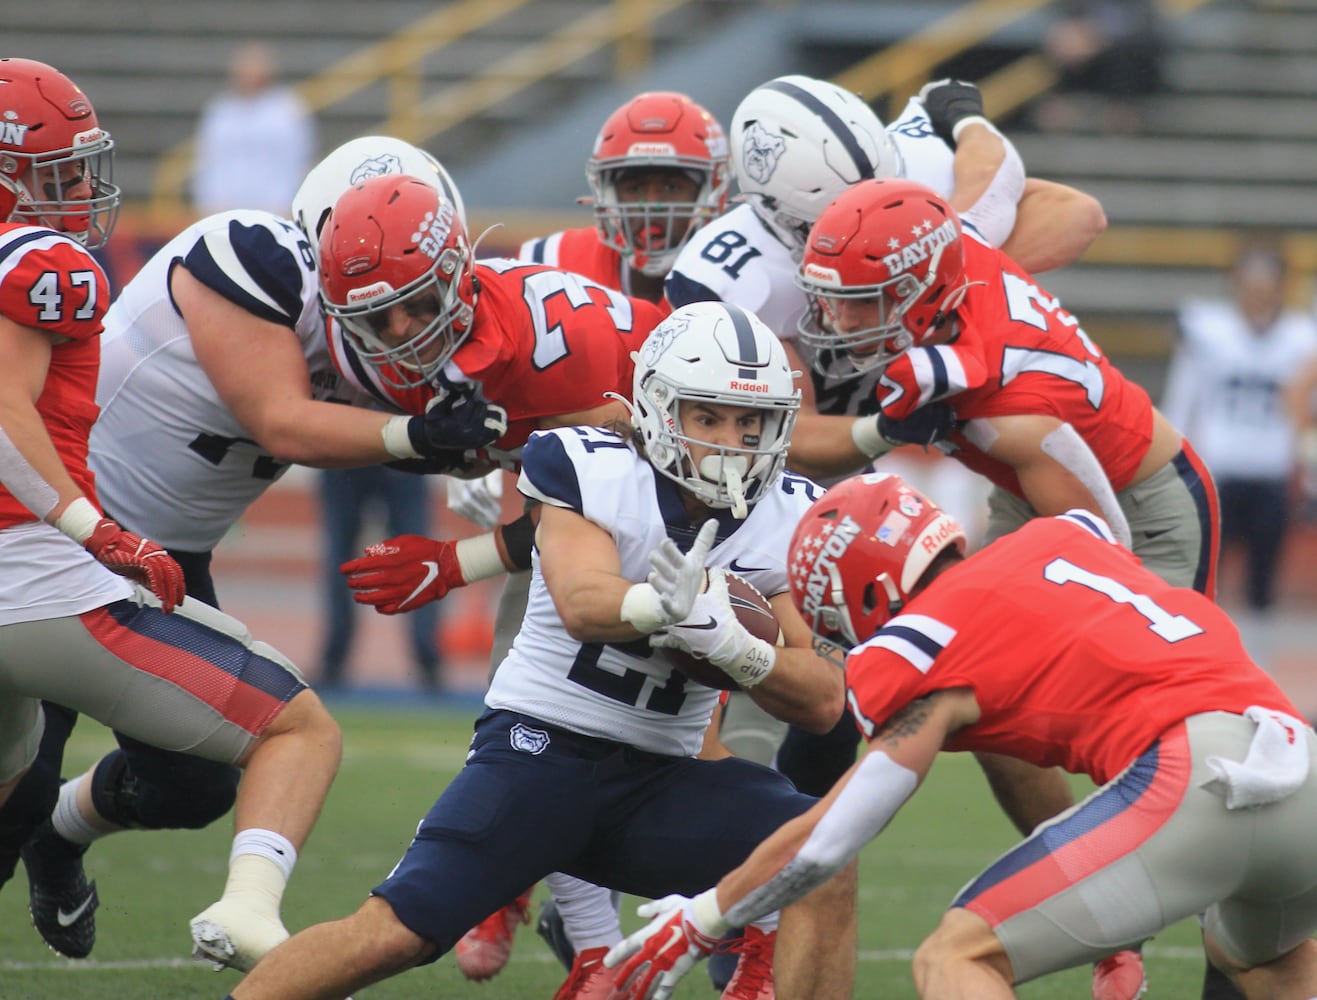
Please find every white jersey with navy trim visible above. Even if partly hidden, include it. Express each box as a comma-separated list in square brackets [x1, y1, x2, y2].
[91, 210, 376, 551]
[485, 425, 824, 756]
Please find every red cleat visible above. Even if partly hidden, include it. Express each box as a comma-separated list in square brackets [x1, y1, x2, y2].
[720, 925, 775, 999]
[454, 887, 534, 982]
[552, 945, 623, 1000]
[1093, 950, 1147, 1000]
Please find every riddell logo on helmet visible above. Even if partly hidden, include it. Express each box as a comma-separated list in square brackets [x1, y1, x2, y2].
[627, 141, 677, 157]
[345, 280, 393, 303]
[802, 262, 841, 285]
[881, 219, 957, 277]
[800, 515, 862, 615]
[919, 516, 958, 553]
[729, 380, 767, 392]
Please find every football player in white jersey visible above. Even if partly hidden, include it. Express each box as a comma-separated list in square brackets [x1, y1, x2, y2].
[225, 302, 857, 1000]
[0, 57, 342, 973]
[6, 136, 503, 963]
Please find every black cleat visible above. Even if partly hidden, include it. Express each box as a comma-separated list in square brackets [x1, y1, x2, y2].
[20, 819, 98, 959]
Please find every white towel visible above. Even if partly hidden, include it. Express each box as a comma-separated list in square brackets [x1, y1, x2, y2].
[1203, 706, 1311, 810]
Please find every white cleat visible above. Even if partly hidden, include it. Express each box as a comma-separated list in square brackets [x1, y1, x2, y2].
[189, 899, 290, 972]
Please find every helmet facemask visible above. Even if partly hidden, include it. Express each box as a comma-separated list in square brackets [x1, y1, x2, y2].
[589, 162, 725, 277]
[4, 129, 119, 248]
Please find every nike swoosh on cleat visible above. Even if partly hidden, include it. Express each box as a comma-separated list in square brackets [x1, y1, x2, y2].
[56, 892, 96, 927]
[675, 618, 718, 631]
[400, 561, 440, 609]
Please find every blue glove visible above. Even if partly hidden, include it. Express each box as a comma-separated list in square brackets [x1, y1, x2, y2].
[406, 384, 508, 455]
[878, 401, 958, 447]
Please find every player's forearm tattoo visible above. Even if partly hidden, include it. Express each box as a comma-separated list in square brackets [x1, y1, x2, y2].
[874, 695, 935, 750]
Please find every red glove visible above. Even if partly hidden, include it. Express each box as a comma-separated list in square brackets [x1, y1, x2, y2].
[606, 895, 721, 1000]
[84, 519, 186, 613]
[340, 534, 467, 615]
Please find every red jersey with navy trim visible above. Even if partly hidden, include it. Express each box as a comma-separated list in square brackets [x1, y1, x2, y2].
[843, 513, 1297, 785]
[0, 224, 109, 528]
[330, 259, 666, 455]
[520, 226, 673, 314]
[877, 237, 1155, 495]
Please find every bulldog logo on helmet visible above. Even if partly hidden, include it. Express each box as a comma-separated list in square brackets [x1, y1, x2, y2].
[739, 121, 786, 185]
[348, 152, 404, 185]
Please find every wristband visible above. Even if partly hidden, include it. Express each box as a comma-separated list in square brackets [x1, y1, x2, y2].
[723, 636, 776, 689]
[454, 533, 507, 583]
[382, 416, 421, 460]
[620, 582, 667, 634]
[951, 114, 991, 143]
[55, 497, 103, 544]
[691, 887, 732, 939]
[850, 417, 894, 460]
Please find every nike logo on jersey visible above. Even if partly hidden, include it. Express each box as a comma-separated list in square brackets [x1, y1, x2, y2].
[400, 561, 440, 609]
[57, 890, 97, 928]
[728, 558, 769, 575]
[675, 618, 718, 631]
[1143, 527, 1174, 540]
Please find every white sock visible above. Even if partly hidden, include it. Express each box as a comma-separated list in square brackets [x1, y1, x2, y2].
[229, 828, 297, 881]
[50, 776, 102, 846]
[545, 871, 622, 952]
[748, 912, 779, 934]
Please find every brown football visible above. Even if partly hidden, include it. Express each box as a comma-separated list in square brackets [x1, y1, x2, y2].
[661, 572, 781, 690]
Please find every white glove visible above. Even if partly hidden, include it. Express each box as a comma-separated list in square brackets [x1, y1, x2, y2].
[446, 470, 503, 530]
[620, 519, 718, 634]
[650, 569, 776, 687]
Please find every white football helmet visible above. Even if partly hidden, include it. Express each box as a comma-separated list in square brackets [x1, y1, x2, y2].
[630, 301, 800, 517]
[731, 75, 903, 259]
[292, 135, 466, 254]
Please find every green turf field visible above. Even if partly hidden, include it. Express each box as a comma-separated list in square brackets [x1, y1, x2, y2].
[0, 705, 1210, 999]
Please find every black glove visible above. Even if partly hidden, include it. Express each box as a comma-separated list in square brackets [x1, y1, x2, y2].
[878, 402, 958, 447]
[917, 78, 986, 147]
[406, 382, 508, 455]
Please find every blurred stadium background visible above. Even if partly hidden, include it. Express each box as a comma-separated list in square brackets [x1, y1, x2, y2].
[9, 0, 1316, 699]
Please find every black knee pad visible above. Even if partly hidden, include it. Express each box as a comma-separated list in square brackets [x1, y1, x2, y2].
[93, 741, 239, 831]
[776, 714, 862, 797]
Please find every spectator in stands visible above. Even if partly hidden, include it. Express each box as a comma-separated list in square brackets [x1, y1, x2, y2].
[192, 42, 315, 216]
[317, 468, 443, 692]
[1037, 0, 1165, 134]
[1162, 235, 1317, 613]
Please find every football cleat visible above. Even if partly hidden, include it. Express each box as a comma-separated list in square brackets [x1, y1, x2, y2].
[551, 945, 623, 1000]
[189, 898, 289, 972]
[1092, 949, 1148, 1000]
[20, 819, 99, 959]
[454, 887, 534, 981]
[536, 895, 577, 972]
[720, 925, 776, 1000]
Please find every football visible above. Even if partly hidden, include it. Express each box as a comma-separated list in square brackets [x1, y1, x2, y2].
[661, 572, 781, 690]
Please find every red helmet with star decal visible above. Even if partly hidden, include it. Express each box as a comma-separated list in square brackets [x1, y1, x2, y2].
[788, 472, 966, 665]
[794, 178, 969, 377]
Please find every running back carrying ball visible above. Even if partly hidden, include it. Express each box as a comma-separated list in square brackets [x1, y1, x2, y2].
[658, 572, 780, 690]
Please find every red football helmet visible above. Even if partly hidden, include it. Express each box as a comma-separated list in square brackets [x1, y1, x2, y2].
[795, 179, 969, 377]
[585, 91, 730, 277]
[788, 472, 966, 665]
[319, 174, 477, 391]
[0, 58, 120, 247]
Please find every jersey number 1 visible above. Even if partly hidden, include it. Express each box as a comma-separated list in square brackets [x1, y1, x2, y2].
[1043, 558, 1203, 642]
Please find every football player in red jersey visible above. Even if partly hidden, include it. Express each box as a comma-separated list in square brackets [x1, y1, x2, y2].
[790, 177, 1223, 1000]
[0, 57, 342, 972]
[518, 90, 730, 308]
[607, 472, 1317, 1000]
